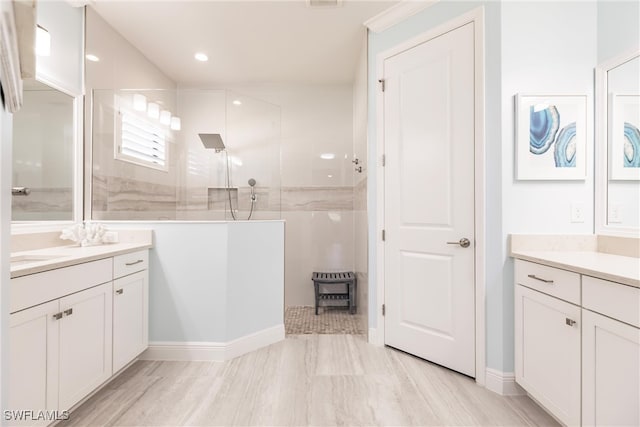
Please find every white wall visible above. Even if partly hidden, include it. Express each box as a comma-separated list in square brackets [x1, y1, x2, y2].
[500, 0, 598, 372]
[353, 30, 369, 319]
[36, 1, 83, 95]
[0, 74, 13, 417]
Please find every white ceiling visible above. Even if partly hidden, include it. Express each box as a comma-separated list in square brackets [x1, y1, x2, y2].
[91, 0, 398, 85]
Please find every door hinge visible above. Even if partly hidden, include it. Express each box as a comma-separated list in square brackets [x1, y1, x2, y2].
[382, 229, 386, 241]
[382, 304, 386, 316]
[378, 79, 385, 92]
[382, 154, 386, 167]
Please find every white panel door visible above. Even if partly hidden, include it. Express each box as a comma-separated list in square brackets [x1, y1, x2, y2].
[113, 270, 148, 373]
[582, 309, 640, 427]
[58, 282, 113, 411]
[515, 285, 581, 426]
[9, 300, 60, 425]
[383, 22, 475, 376]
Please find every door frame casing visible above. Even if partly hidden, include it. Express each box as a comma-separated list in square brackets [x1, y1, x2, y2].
[373, 6, 486, 387]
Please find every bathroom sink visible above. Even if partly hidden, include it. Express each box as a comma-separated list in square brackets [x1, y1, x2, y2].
[10, 254, 64, 267]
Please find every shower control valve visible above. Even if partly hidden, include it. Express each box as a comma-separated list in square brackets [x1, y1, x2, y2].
[352, 158, 360, 165]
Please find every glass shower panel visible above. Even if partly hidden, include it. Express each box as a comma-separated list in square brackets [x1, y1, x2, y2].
[91, 89, 179, 220]
[90, 88, 281, 221]
[223, 90, 281, 221]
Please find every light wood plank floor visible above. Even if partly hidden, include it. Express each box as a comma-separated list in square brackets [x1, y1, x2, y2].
[62, 335, 558, 426]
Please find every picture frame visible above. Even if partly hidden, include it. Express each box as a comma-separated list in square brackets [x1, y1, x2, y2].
[515, 94, 587, 180]
[609, 94, 640, 180]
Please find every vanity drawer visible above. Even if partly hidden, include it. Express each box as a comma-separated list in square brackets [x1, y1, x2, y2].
[113, 250, 148, 279]
[583, 276, 640, 328]
[514, 260, 580, 305]
[10, 258, 112, 313]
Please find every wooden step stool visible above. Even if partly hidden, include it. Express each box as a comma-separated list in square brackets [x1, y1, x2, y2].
[311, 271, 357, 315]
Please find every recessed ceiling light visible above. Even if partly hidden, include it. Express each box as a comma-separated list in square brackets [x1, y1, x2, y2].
[232, 100, 242, 106]
[327, 174, 333, 178]
[86, 54, 100, 62]
[320, 153, 335, 160]
[194, 52, 208, 62]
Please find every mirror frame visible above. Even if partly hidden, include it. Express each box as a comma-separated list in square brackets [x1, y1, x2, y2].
[11, 74, 84, 232]
[595, 48, 640, 237]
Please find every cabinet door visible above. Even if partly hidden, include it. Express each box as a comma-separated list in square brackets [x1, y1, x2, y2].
[582, 309, 640, 426]
[58, 282, 113, 411]
[113, 270, 148, 373]
[9, 301, 60, 425]
[515, 285, 581, 426]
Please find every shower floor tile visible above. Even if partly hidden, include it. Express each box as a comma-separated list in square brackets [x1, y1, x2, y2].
[285, 305, 365, 335]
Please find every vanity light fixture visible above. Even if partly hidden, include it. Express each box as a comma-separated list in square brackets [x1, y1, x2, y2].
[170, 116, 181, 131]
[320, 153, 335, 160]
[194, 52, 208, 62]
[233, 100, 242, 106]
[147, 102, 160, 119]
[36, 25, 51, 56]
[133, 94, 147, 111]
[85, 54, 100, 62]
[160, 110, 172, 126]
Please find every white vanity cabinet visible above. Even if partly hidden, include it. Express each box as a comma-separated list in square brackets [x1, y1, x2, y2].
[514, 258, 640, 427]
[8, 300, 59, 426]
[58, 282, 113, 411]
[9, 248, 150, 421]
[581, 276, 640, 427]
[514, 261, 581, 426]
[112, 250, 149, 373]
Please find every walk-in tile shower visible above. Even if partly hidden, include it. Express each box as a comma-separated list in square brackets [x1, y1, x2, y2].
[90, 88, 281, 221]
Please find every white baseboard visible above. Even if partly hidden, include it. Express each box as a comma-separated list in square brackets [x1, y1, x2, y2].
[225, 324, 285, 360]
[368, 328, 383, 346]
[485, 368, 525, 396]
[140, 324, 285, 362]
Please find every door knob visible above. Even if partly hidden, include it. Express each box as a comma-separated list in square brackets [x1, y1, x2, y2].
[446, 238, 471, 248]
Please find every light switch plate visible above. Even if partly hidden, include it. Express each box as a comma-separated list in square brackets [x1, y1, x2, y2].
[608, 205, 622, 223]
[570, 203, 585, 223]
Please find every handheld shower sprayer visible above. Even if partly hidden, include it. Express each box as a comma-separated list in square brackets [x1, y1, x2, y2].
[248, 178, 257, 203]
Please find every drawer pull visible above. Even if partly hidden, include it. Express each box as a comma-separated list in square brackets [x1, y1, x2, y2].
[125, 259, 144, 266]
[116, 289, 124, 295]
[63, 308, 73, 317]
[527, 274, 554, 284]
[53, 312, 63, 320]
[565, 318, 576, 327]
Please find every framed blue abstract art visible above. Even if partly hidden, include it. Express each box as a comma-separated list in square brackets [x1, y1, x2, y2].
[609, 94, 640, 180]
[516, 94, 587, 180]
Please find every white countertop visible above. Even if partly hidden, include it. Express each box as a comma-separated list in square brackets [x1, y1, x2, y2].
[510, 250, 640, 288]
[11, 242, 153, 279]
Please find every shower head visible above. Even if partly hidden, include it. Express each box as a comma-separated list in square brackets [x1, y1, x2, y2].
[199, 133, 226, 152]
[248, 178, 256, 187]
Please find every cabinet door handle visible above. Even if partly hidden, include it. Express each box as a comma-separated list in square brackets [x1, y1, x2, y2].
[527, 274, 554, 284]
[125, 259, 143, 266]
[63, 308, 73, 317]
[53, 312, 63, 320]
[565, 318, 576, 327]
[116, 289, 124, 295]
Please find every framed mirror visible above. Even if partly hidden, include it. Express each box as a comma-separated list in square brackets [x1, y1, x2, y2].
[11, 78, 83, 225]
[596, 49, 640, 237]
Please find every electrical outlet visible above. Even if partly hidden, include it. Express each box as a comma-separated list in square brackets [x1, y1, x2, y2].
[570, 203, 585, 223]
[608, 205, 622, 223]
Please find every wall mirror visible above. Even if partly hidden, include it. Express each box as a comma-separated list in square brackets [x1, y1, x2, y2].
[11, 78, 82, 223]
[596, 49, 640, 236]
